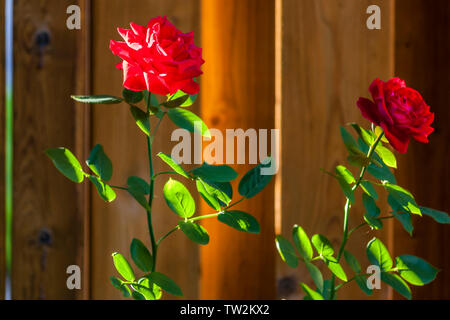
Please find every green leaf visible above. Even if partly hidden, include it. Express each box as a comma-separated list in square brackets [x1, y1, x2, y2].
[326, 260, 347, 281]
[292, 225, 313, 261]
[419, 206, 450, 224]
[362, 193, 380, 218]
[86, 144, 113, 181]
[144, 90, 160, 108]
[45, 148, 85, 183]
[111, 276, 133, 298]
[312, 234, 334, 258]
[335, 176, 355, 203]
[347, 154, 371, 168]
[375, 145, 397, 168]
[349, 123, 374, 146]
[127, 186, 150, 211]
[127, 176, 150, 195]
[364, 213, 383, 230]
[178, 221, 210, 245]
[392, 210, 413, 236]
[129, 105, 150, 136]
[146, 272, 183, 297]
[305, 261, 324, 292]
[275, 235, 298, 268]
[133, 277, 161, 300]
[157, 152, 189, 179]
[168, 90, 197, 107]
[360, 181, 378, 200]
[163, 178, 195, 218]
[132, 291, 146, 300]
[300, 283, 324, 300]
[344, 250, 362, 273]
[218, 211, 260, 234]
[358, 139, 397, 184]
[162, 94, 190, 108]
[112, 252, 135, 281]
[130, 238, 153, 273]
[167, 108, 210, 138]
[122, 88, 144, 104]
[355, 275, 373, 296]
[71, 95, 123, 104]
[335, 165, 356, 184]
[191, 162, 238, 182]
[375, 126, 389, 143]
[196, 179, 231, 210]
[395, 255, 439, 286]
[340, 126, 361, 156]
[380, 272, 411, 299]
[385, 183, 421, 216]
[366, 237, 393, 271]
[89, 176, 116, 202]
[238, 157, 274, 199]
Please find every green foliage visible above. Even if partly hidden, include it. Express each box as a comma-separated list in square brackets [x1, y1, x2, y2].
[163, 178, 195, 218]
[366, 238, 392, 271]
[157, 152, 190, 179]
[312, 234, 334, 258]
[178, 221, 209, 245]
[167, 108, 211, 138]
[123, 88, 144, 104]
[87, 144, 113, 181]
[384, 183, 421, 216]
[300, 283, 324, 300]
[191, 162, 238, 182]
[130, 238, 153, 273]
[110, 276, 131, 298]
[112, 252, 135, 282]
[162, 94, 190, 108]
[360, 180, 378, 200]
[362, 193, 380, 218]
[71, 95, 123, 104]
[167, 90, 197, 107]
[146, 272, 183, 297]
[344, 250, 361, 273]
[196, 178, 232, 210]
[129, 105, 150, 136]
[335, 166, 355, 203]
[375, 145, 397, 168]
[89, 176, 116, 202]
[292, 225, 313, 261]
[238, 157, 274, 198]
[395, 255, 439, 286]
[45, 148, 85, 183]
[305, 261, 324, 292]
[380, 272, 411, 300]
[275, 235, 298, 268]
[127, 176, 150, 195]
[419, 206, 450, 224]
[217, 211, 260, 233]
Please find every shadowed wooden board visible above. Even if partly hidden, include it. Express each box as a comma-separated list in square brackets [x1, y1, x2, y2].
[393, 0, 450, 299]
[277, 0, 394, 300]
[90, 0, 201, 299]
[200, 0, 276, 299]
[11, 0, 89, 299]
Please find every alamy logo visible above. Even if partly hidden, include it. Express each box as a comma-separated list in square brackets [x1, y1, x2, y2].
[366, 265, 381, 289]
[366, 5, 381, 30]
[66, 265, 81, 290]
[66, 5, 81, 30]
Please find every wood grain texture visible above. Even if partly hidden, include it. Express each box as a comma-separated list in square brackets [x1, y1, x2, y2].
[12, 0, 88, 299]
[277, 0, 394, 299]
[200, 0, 276, 299]
[90, 0, 200, 299]
[393, 0, 450, 299]
[0, 0, 5, 300]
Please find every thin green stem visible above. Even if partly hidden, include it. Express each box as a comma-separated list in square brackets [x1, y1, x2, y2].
[330, 131, 385, 299]
[348, 215, 395, 236]
[152, 171, 179, 180]
[110, 185, 128, 191]
[225, 197, 245, 210]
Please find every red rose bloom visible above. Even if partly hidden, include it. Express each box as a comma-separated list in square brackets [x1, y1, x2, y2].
[357, 77, 434, 153]
[110, 16, 204, 95]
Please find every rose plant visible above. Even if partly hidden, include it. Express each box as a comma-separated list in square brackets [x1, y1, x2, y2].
[276, 77, 449, 300]
[46, 17, 274, 300]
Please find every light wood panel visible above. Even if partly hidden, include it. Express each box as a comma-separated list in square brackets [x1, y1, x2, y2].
[12, 0, 89, 299]
[393, 0, 450, 299]
[200, 0, 276, 299]
[90, 0, 201, 299]
[277, 0, 394, 299]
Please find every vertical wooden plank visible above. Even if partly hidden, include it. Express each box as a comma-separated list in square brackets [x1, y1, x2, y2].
[200, 0, 276, 299]
[12, 0, 88, 299]
[277, 0, 394, 299]
[0, 0, 5, 300]
[91, 0, 200, 299]
[394, 0, 450, 299]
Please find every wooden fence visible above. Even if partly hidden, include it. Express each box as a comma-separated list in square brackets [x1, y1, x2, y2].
[0, 0, 448, 299]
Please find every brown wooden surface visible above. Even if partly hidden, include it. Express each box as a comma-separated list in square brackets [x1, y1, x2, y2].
[11, 0, 88, 299]
[0, 0, 5, 300]
[277, 0, 394, 299]
[90, 0, 201, 299]
[200, 0, 276, 299]
[393, 0, 450, 299]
